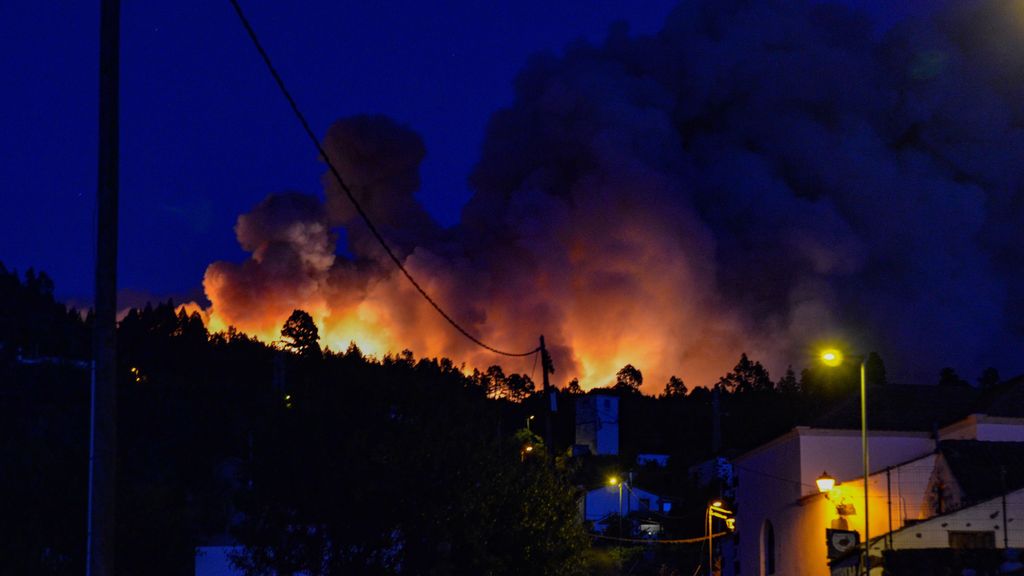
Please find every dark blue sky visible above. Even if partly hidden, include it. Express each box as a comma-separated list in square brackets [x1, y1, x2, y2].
[2, 1, 684, 302]
[1, 0, 935, 303]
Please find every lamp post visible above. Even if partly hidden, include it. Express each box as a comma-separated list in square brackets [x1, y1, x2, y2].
[820, 349, 869, 576]
[707, 500, 733, 576]
[608, 476, 623, 535]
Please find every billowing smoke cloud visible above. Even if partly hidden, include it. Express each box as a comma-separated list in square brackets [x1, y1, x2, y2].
[205, 1, 1024, 391]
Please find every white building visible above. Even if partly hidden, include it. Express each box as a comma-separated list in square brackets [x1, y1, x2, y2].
[581, 482, 673, 534]
[194, 546, 244, 576]
[730, 412, 1024, 576]
[575, 393, 619, 455]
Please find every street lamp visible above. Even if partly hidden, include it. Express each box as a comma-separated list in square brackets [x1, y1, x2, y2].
[707, 500, 734, 575]
[820, 349, 869, 576]
[816, 471, 836, 494]
[527, 414, 535, 433]
[608, 476, 623, 535]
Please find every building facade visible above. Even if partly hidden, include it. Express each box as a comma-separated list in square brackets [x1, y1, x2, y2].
[730, 415, 1024, 576]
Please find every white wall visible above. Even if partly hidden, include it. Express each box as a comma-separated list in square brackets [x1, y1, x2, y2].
[731, 418, 1024, 576]
[865, 488, 1024, 576]
[940, 415, 1024, 442]
[733, 428, 935, 576]
[195, 546, 244, 576]
[734, 430, 805, 576]
[574, 394, 619, 455]
[798, 429, 933, 499]
[583, 485, 666, 525]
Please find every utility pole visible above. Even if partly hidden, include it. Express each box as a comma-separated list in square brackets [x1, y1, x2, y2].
[87, 1, 120, 575]
[539, 335, 554, 452]
[711, 387, 721, 455]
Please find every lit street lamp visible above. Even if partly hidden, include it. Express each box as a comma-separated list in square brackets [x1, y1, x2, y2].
[707, 500, 734, 575]
[608, 476, 623, 535]
[816, 470, 836, 494]
[820, 349, 869, 576]
[520, 443, 534, 462]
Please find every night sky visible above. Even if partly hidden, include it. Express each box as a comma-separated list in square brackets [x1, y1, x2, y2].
[1, 0, 932, 302]
[8, 0, 1021, 388]
[2, 1, 681, 302]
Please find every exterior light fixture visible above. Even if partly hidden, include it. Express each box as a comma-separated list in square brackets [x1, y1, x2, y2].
[816, 471, 836, 493]
[707, 500, 735, 571]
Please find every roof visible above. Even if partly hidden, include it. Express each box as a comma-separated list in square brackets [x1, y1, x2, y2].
[976, 375, 1024, 418]
[807, 379, 1024, 432]
[940, 440, 1024, 503]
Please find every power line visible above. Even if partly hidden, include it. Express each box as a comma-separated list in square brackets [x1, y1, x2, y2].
[227, 0, 539, 358]
[589, 531, 728, 545]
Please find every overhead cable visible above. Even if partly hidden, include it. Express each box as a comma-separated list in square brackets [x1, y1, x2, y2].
[227, 0, 539, 358]
[589, 531, 728, 545]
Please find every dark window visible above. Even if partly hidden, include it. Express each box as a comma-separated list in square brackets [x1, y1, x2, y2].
[948, 531, 995, 549]
[763, 520, 776, 575]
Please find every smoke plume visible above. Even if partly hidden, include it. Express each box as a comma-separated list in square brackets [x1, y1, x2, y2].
[205, 1, 1024, 392]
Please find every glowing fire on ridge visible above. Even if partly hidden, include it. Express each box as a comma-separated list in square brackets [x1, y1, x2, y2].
[196, 0, 1024, 390]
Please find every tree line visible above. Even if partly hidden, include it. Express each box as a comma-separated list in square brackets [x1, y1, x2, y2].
[0, 263, 1010, 575]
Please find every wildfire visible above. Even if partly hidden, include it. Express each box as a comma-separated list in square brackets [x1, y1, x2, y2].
[198, 0, 1024, 389]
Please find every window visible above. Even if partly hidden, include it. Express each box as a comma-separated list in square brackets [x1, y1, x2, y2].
[948, 531, 995, 549]
[762, 520, 776, 575]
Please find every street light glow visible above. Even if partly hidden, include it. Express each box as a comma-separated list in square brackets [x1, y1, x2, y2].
[608, 476, 619, 486]
[820, 349, 843, 367]
[816, 471, 836, 493]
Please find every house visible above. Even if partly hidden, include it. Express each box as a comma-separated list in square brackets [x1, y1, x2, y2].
[689, 455, 735, 491]
[637, 453, 671, 468]
[729, 380, 1024, 576]
[195, 545, 243, 576]
[730, 425, 936, 576]
[581, 479, 674, 535]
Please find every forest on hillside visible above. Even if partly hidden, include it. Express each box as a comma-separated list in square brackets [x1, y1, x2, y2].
[1, 263, 1006, 575]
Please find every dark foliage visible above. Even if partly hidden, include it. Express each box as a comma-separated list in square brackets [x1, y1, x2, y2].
[5, 264, 1015, 576]
[978, 366, 1000, 389]
[715, 353, 772, 394]
[231, 354, 587, 575]
[0, 263, 90, 361]
[865, 352, 887, 386]
[662, 375, 687, 397]
[613, 364, 643, 394]
[280, 309, 321, 358]
[939, 367, 970, 387]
